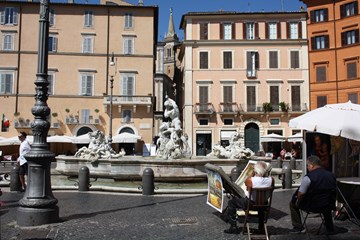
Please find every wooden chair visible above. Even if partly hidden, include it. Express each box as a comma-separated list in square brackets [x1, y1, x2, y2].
[243, 187, 274, 240]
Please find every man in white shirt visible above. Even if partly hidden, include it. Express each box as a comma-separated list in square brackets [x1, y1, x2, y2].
[17, 132, 31, 192]
[224, 161, 274, 234]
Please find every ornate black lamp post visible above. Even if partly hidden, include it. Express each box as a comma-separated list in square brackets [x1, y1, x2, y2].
[108, 53, 116, 146]
[17, 0, 59, 226]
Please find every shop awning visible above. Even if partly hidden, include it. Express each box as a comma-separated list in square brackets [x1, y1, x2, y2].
[220, 130, 236, 140]
[112, 132, 141, 143]
[287, 133, 303, 142]
[260, 133, 285, 143]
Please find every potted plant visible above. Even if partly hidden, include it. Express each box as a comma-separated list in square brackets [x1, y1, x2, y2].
[262, 102, 273, 113]
[279, 102, 289, 113]
[14, 112, 20, 117]
[65, 108, 70, 114]
[52, 112, 58, 118]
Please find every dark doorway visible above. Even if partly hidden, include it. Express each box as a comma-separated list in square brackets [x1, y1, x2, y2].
[245, 123, 259, 152]
[118, 127, 135, 155]
[76, 126, 93, 149]
[196, 133, 212, 156]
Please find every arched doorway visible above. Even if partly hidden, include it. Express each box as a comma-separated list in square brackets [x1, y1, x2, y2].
[118, 127, 135, 155]
[76, 126, 93, 136]
[245, 123, 260, 153]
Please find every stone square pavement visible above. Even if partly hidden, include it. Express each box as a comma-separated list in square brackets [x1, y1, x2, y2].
[0, 188, 359, 240]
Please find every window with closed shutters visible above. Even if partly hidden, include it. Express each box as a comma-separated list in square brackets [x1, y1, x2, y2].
[347, 62, 357, 79]
[199, 52, 208, 69]
[0, 72, 13, 94]
[48, 35, 57, 52]
[2, 34, 14, 51]
[80, 74, 93, 96]
[124, 13, 133, 29]
[223, 51, 232, 69]
[290, 51, 300, 68]
[82, 36, 93, 53]
[200, 23, 208, 40]
[291, 86, 301, 111]
[121, 73, 135, 97]
[84, 10, 94, 27]
[317, 96, 327, 108]
[49, 9, 55, 27]
[246, 86, 256, 111]
[269, 51, 278, 69]
[123, 37, 134, 54]
[199, 85, 209, 111]
[289, 22, 298, 39]
[270, 86, 279, 110]
[316, 66, 327, 82]
[348, 93, 358, 103]
[47, 73, 54, 95]
[223, 85, 233, 112]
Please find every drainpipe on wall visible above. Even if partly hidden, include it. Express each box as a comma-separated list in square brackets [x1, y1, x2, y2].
[106, 7, 110, 95]
[333, 0, 339, 103]
[15, 6, 22, 114]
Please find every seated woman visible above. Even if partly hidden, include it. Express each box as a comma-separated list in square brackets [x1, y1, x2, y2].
[224, 161, 274, 234]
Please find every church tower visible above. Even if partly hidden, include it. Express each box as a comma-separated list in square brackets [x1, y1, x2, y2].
[163, 7, 179, 80]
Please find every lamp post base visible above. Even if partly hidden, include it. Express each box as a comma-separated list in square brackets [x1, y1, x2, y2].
[17, 206, 59, 226]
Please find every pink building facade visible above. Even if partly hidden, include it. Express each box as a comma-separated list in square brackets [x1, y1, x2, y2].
[179, 11, 309, 156]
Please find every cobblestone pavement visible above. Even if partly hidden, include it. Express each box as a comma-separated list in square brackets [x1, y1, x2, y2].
[0, 189, 359, 240]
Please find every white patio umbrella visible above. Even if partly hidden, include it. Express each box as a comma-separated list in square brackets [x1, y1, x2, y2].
[287, 132, 303, 142]
[289, 101, 360, 141]
[112, 132, 141, 143]
[0, 135, 34, 146]
[260, 133, 285, 142]
[47, 135, 73, 143]
[72, 134, 90, 144]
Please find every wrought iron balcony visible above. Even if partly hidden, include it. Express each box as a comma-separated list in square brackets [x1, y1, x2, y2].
[246, 69, 257, 78]
[241, 104, 264, 113]
[194, 103, 216, 115]
[218, 103, 240, 115]
[290, 103, 308, 112]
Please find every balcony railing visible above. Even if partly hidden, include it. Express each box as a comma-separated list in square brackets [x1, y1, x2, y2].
[103, 95, 152, 105]
[194, 103, 216, 115]
[218, 103, 240, 115]
[242, 104, 264, 113]
[290, 103, 308, 112]
[246, 69, 257, 78]
[240, 103, 308, 113]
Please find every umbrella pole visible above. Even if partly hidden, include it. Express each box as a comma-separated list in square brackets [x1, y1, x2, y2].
[302, 131, 307, 177]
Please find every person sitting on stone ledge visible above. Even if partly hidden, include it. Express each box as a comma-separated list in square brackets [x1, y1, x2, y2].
[289, 155, 337, 234]
[224, 161, 274, 234]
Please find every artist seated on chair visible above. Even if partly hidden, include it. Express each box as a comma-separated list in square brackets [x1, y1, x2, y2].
[224, 161, 274, 234]
[289, 155, 336, 234]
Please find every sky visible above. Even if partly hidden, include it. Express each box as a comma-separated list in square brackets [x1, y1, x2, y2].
[53, 0, 306, 40]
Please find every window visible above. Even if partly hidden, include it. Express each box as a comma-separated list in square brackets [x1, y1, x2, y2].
[80, 74, 93, 96]
[290, 51, 300, 69]
[0, 72, 13, 94]
[84, 11, 94, 27]
[82, 36, 93, 53]
[246, 51, 259, 78]
[223, 85, 233, 112]
[122, 110, 132, 123]
[246, 86, 256, 111]
[200, 23, 208, 40]
[316, 66, 327, 82]
[270, 86, 279, 110]
[223, 119, 233, 125]
[2, 34, 14, 51]
[269, 51, 278, 69]
[291, 86, 301, 111]
[340, 1, 358, 18]
[199, 85, 209, 111]
[289, 22, 298, 39]
[124, 13, 133, 29]
[317, 96, 327, 108]
[342, 29, 359, 46]
[348, 93, 358, 103]
[47, 73, 54, 95]
[123, 37, 134, 54]
[311, 35, 329, 50]
[0, 7, 18, 25]
[310, 9, 328, 23]
[223, 51, 232, 69]
[347, 62, 357, 79]
[199, 52, 208, 69]
[199, 119, 209, 125]
[81, 109, 90, 124]
[121, 73, 135, 97]
[220, 23, 234, 40]
[246, 22, 255, 40]
[270, 118, 280, 125]
[49, 9, 55, 27]
[268, 22, 277, 40]
[48, 35, 57, 52]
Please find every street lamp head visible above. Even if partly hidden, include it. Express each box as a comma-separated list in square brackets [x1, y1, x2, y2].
[110, 52, 116, 66]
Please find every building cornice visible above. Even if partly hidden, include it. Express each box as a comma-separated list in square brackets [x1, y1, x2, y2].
[183, 39, 308, 47]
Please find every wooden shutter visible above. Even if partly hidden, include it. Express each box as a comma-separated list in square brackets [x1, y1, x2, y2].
[13, 8, 18, 25]
[347, 62, 357, 79]
[232, 22, 236, 39]
[355, 2, 359, 15]
[341, 32, 346, 46]
[220, 23, 224, 40]
[127, 76, 134, 95]
[243, 22, 247, 39]
[316, 66, 326, 82]
[298, 22, 302, 39]
[200, 52, 208, 69]
[340, 4, 346, 18]
[86, 76, 92, 95]
[247, 86, 256, 110]
[270, 86, 279, 106]
[269, 51, 278, 68]
[310, 10, 315, 23]
[223, 51, 232, 69]
[200, 23, 205, 40]
[246, 52, 252, 71]
[355, 29, 359, 44]
[324, 35, 330, 48]
[311, 36, 316, 50]
[223, 86, 232, 103]
[277, 22, 281, 39]
[199, 86, 208, 104]
[291, 51, 299, 68]
[265, 22, 269, 39]
[317, 96, 327, 108]
[255, 22, 259, 39]
[0, 8, 4, 24]
[255, 52, 260, 69]
[348, 93, 358, 104]
[81, 75, 86, 95]
[291, 86, 301, 111]
[324, 9, 329, 21]
[286, 22, 290, 39]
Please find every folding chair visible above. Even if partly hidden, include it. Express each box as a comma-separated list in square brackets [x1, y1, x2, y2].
[300, 210, 325, 235]
[243, 187, 274, 240]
